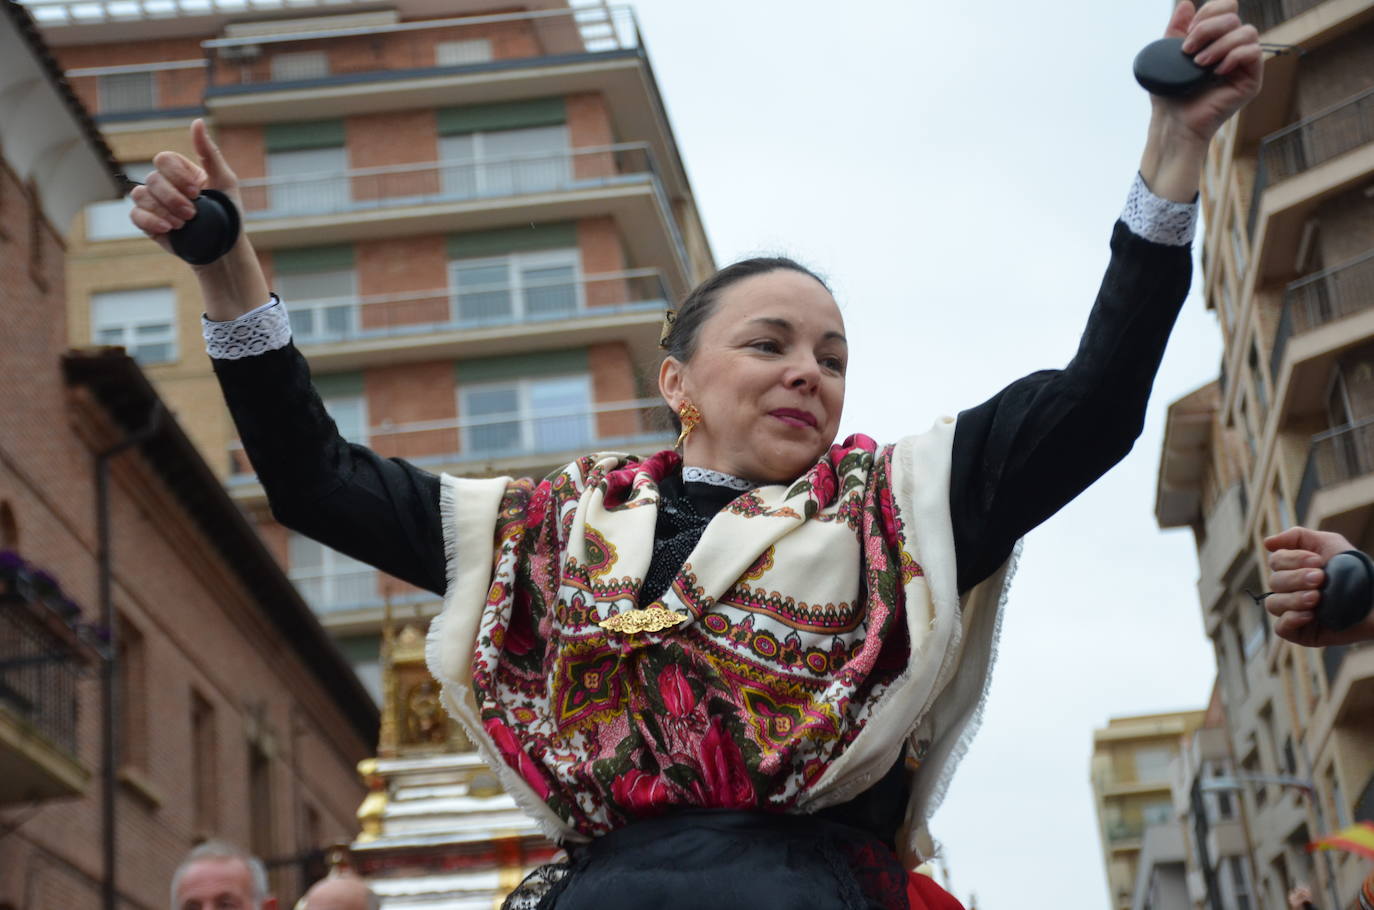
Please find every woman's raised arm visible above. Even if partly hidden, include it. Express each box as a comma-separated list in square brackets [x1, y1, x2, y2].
[135, 120, 448, 596]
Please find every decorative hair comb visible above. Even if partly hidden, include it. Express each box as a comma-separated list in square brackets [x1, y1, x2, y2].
[658, 308, 677, 349]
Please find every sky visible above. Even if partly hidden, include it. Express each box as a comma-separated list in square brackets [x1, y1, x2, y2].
[624, 0, 1223, 905]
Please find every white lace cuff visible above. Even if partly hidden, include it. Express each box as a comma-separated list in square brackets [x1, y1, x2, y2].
[1121, 172, 1197, 246]
[203, 295, 292, 360]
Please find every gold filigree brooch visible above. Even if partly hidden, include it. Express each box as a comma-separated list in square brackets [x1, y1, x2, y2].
[598, 607, 688, 634]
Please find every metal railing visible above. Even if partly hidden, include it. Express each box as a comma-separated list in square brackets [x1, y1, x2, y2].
[1296, 415, 1374, 521]
[1270, 248, 1374, 382]
[1248, 86, 1374, 239]
[229, 397, 672, 479]
[286, 269, 668, 346]
[0, 563, 93, 758]
[1237, 0, 1329, 31]
[202, 5, 639, 93]
[288, 569, 381, 614]
[1106, 820, 1145, 844]
[55, 6, 640, 114]
[238, 143, 659, 221]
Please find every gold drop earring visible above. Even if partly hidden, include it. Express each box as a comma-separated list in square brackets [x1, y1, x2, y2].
[675, 400, 702, 450]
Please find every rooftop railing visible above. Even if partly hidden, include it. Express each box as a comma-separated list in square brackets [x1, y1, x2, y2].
[1296, 414, 1374, 522]
[229, 397, 671, 480]
[286, 269, 668, 346]
[55, 6, 641, 116]
[1269, 247, 1374, 382]
[203, 6, 639, 93]
[238, 143, 661, 221]
[1248, 86, 1374, 239]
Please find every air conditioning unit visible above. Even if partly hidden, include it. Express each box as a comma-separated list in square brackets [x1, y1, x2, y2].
[219, 44, 261, 60]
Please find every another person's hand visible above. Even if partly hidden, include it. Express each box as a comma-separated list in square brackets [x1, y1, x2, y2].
[130, 118, 240, 259]
[1264, 527, 1374, 647]
[1160, 0, 1264, 144]
[1287, 884, 1315, 909]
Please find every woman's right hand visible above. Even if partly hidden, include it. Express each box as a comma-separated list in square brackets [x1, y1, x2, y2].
[1263, 527, 1374, 646]
[130, 118, 240, 258]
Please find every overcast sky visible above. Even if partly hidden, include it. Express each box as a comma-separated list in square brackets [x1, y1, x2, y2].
[627, 0, 1222, 904]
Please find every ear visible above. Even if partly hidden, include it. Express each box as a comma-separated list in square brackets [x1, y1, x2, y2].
[658, 356, 687, 413]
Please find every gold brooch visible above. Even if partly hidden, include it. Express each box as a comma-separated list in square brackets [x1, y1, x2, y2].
[598, 607, 688, 634]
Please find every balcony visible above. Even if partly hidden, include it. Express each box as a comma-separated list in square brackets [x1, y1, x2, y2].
[203, 6, 637, 98]
[1319, 640, 1374, 725]
[229, 397, 673, 492]
[64, 59, 208, 122]
[1270, 249, 1374, 387]
[0, 553, 100, 805]
[1197, 482, 1248, 612]
[1106, 820, 1145, 849]
[1295, 416, 1374, 530]
[1237, 0, 1329, 31]
[1247, 86, 1374, 277]
[239, 144, 689, 288]
[284, 269, 668, 370]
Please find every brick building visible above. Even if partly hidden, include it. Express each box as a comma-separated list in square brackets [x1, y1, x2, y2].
[0, 2, 378, 906]
[1154, 0, 1374, 906]
[32, 0, 717, 699]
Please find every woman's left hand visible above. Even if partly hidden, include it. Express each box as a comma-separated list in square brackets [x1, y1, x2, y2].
[1160, 0, 1264, 144]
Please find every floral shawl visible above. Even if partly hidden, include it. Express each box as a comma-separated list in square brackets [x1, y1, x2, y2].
[427, 418, 1014, 862]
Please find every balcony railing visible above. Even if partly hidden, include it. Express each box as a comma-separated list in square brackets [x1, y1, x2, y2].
[1296, 415, 1374, 521]
[56, 6, 641, 117]
[1269, 248, 1374, 381]
[1237, 0, 1328, 32]
[1106, 820, 1145, 844]
[203, 6, 639, 94]
[0, 557, 98, 761]
[1248, 86, 1374, 238]
[239, 143, 660, 222]
[229, 397, 672, 480]
[1322, 640, 1372, 686]
[286, 269, 668, 346]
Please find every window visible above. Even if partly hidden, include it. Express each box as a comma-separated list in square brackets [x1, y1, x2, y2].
[439, 125, 570, 198]
[270, 51, 329, 81]
[267, 146, 348, 215]
[99, 71, 155, 114]
[450, 248, 581, 325]
[322, 392, 366, 444]
[288, 533, 376, 612]
[1230, 857, 1252, 910]
[1232, 221, 1247, 279]
[436, 38, 493, 66]
[1133, 746, 1174, 783]
[462, 374, 592, 456]
[92, 287, 176, 364]
[1249, 343, 1267, 413]
[279, 267, 357, 343]
[1141, 800, 1173, 827]
[117, 614, 147, 770]
[87, 162, 153, 240]
[248, 742, 273, 866]
[191, 689, 217, 834]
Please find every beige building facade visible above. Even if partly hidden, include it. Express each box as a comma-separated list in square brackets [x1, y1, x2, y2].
[1156, 0, 1374, 907]
[1092, 710, 1207, 910]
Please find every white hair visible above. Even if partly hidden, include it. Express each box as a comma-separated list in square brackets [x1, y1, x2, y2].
[170, 840, 270, 909]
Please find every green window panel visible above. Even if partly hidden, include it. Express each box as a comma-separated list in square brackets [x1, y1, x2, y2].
[446, 222, 578, 260]
[436, 98, 567, 137]
[273, 244, 355, 275]
[264, 119, 346, 152]
[455, 348, 588, 386]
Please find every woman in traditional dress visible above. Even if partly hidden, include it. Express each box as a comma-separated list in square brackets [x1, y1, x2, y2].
[132, 3, 1262, 906]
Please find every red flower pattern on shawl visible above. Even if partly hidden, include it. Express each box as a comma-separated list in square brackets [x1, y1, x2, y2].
[484, 718, 551, 800]
[698, 717, 755, 808]
[611, 769, 672, 815]
[658, 664, 696, 718]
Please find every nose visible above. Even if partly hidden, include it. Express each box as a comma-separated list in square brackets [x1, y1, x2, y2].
[783, 355, 821, 391]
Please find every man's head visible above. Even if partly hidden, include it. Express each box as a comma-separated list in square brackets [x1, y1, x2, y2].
[299, 874, 379, 910]
[171, 841, 276, 910]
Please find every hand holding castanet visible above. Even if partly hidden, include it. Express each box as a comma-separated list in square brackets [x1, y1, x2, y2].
[131, 118, 242, 266]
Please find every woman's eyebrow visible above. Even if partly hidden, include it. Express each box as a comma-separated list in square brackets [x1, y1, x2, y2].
[746, 317, 847, 345]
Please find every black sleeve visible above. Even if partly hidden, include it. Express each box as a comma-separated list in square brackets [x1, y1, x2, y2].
[951, 220, 1193, 593]
[212, 342, 448, 596]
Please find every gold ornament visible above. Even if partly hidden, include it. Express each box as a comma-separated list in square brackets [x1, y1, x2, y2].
[659, 308, 677, 348]
[675, 400, 702, 449]
[598, 607, 689, 634]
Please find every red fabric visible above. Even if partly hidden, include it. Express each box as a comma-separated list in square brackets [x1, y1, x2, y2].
[906, 872, 965, 910]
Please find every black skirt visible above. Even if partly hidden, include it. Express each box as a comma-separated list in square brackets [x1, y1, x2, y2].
[519, 810, 912, 910]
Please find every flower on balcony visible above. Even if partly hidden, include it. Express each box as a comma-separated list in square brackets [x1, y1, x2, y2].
[0, 549, 91, 630]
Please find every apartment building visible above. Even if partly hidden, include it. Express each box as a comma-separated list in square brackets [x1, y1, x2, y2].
[0, 3, 375, 904]
[34, 0, 716, 699]
[1091, 709, 1206, 910]
[1155, 0, 1374, 906]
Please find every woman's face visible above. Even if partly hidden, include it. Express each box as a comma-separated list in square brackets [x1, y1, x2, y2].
[659, 269, 847, 483]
